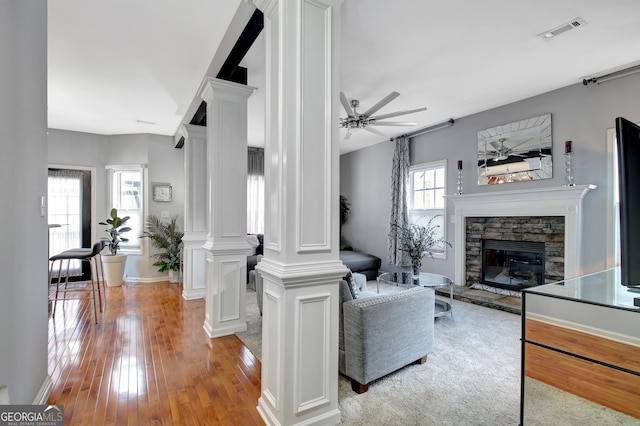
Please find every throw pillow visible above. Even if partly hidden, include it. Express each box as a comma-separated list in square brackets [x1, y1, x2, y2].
[344, 272, 359, 299]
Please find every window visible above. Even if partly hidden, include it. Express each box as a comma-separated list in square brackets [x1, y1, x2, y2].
[409, 160, 447, 258]
[106, 165, 146, 254]
[247, 148, 264, 234]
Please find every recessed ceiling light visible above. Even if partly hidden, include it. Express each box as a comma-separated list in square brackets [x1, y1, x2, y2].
[539, 17, 586, 40]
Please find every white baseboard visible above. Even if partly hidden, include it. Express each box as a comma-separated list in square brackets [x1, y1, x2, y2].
[33, 375, 52, 405]
[125, 276, 169, 283]
[182, 289, 205, 300]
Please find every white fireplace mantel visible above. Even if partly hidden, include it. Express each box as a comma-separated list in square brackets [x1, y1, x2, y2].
[444, 184, 597, 286]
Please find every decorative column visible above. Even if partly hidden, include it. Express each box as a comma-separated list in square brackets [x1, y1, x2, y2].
[254, 1, 347, 425]
[179, 124, 208, 300]
[199, 77, 255, 338]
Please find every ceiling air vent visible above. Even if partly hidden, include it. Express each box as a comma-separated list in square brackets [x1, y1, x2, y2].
[540, 18, 586, 40]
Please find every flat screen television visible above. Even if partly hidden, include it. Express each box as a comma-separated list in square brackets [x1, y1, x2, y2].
[615, 117, 640, 289]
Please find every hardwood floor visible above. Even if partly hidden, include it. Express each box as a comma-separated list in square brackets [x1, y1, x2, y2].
[47, 282, 264, 425]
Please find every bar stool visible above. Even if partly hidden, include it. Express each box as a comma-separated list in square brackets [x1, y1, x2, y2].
[48, 241, 105, 324]
[62, 240, 106, 304]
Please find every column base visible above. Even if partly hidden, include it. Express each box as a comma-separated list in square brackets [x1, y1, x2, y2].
[256, 258, 346, 426]
[202, 242, 252, 338]
[182, 235, 207, 300]
[257, 398, 341, 426]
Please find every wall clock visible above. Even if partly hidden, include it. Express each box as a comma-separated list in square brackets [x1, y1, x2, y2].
[153, 183, 172, 202]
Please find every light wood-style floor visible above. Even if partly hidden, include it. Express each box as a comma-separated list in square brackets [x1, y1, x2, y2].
[47, 282, 264, 425]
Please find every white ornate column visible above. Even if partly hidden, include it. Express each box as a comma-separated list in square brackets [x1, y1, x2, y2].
[254, 0, 347, 425]
[199, 77, 255, 338]
[179, 124, 208, 300]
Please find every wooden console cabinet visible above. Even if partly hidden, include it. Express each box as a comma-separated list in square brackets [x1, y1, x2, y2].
[521, 268, 640, 424]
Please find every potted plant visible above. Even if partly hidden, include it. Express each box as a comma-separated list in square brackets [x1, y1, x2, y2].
[391, 216, 451, 277]
[340, 195, 351, 227]
[140, 215, 184, 283]
[99, 208, 131, 287]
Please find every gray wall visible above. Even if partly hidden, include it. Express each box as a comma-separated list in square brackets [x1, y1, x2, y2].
[0, 1, 49, 403]
[340, 72, 640, 280]
[48, 130, 185, 281]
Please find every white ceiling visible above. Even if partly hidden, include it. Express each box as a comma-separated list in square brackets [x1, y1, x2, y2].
[48, 1, 640, 154]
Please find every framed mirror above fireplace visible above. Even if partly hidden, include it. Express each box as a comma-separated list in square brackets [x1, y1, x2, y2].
[477, 113, 552, 185]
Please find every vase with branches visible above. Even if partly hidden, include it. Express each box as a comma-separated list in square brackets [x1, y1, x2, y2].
[391, 216, 451, 276]
[140, 215, 184, 282]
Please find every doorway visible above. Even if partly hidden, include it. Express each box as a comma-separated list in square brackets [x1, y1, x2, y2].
[48, 168, 92, 281]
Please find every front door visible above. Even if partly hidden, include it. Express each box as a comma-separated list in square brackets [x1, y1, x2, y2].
[48, 168, 92, 281]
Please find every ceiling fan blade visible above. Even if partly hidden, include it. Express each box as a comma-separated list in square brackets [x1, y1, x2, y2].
[372, 106, 427, 121]
[504, 139, 532, 152]
[362, 91, 400, 117]
[363, 126, 387, 137]
[343, 129, 352, 140]
[340, 92, 355, 117]
[371, 121, 417, 126]
[489, 141, 500, 150]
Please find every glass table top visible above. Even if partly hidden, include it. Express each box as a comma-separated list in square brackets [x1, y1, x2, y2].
[523, 267, 640, 312]
[378, 271, 453, 288]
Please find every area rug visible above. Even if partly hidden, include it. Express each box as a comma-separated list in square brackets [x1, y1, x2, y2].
[237, 287, 635, 425]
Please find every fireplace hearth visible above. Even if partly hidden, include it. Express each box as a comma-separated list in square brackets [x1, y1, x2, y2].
[481, 239, 545, 290]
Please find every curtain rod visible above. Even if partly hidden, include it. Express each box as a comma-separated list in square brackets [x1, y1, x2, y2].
[583, 64, 640, 86]
[390, 118, 454, 141]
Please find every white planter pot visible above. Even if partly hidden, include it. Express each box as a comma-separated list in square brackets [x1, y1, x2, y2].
[169, 269, 180, 283]
[101, 253, 127, 287]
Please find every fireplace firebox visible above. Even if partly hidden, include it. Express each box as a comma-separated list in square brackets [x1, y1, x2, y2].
[481, 239, 545, 290]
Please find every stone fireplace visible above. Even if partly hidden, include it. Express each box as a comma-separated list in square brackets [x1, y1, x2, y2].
[466, 216, 564, 290]
[445, 184, 596, 288]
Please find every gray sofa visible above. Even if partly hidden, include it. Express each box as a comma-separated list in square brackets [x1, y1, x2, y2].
[339, 277, 435, 393]
[249, 235, 381, 282]
[339, 249, 382, 281]
[247, 234, 263, 283]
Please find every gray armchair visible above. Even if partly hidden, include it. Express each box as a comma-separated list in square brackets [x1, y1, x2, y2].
[339, 280, 435, 393]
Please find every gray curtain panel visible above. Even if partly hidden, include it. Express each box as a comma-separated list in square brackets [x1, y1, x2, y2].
[388, 137, 410, 266]
[247, 147, 265, 234]
[248, 147, 264, 176]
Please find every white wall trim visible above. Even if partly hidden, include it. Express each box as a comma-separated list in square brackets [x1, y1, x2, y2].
[445, 184, 597, 285]
[32, 375, 52, 405]
[124, 276, 168, 283]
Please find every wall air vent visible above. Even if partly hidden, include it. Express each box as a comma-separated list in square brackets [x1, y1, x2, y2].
[540, 17, 586, 40]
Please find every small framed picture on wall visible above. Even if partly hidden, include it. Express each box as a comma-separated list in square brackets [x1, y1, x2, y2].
[152, 183, 172, 202]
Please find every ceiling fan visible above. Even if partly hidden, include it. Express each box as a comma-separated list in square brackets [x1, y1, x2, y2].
[487, 139, 527, 161]
[340, 91, 427, 140]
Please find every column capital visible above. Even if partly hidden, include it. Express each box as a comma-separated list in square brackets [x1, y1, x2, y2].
[179, 123, 206, 140]
[252, 0, 277, 18]
[198, 76, 256, 104]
